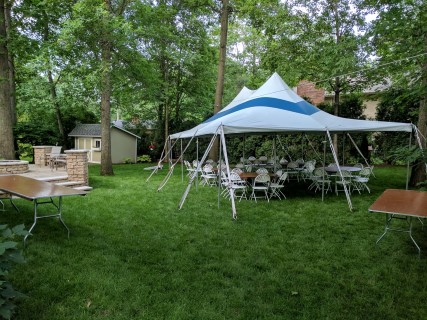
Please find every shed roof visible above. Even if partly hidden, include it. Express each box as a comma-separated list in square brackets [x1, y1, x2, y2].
[68, 124, 140, 139]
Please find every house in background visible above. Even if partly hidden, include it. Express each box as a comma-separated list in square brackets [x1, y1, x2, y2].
[295, 80, 389, 119]
[68, 124, 140, 164]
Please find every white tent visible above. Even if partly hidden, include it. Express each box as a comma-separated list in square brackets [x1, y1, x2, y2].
[170, 72, 412, 139]
[157, 73, 417, 218]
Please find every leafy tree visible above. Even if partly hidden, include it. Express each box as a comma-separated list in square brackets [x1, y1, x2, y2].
[375, 88, 420, 164]
[262, 0, 369, 154]
[366, 0, 427, 184]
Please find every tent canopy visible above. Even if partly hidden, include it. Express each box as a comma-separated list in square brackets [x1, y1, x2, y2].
[170, 73, 413, 139]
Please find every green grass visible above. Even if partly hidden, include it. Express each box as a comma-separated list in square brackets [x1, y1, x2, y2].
[2, 164, 427, 319]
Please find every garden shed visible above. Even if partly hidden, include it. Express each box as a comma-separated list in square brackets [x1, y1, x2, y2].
[69, 124, 140, 164]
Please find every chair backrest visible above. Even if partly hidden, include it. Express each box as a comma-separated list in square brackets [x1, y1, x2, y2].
[354, 163, 364, 169]
[248, 156, 256, 162]
[50, 146, 62, 156]
[313, 167, 326, 177]
[202, 164, 213, 173]
[295, 158, 304, 165]
[278, 172, 288, 183]
[359, 167, 371, 177]
[230, 172, 244, 182]
[256, 167, 268, 174]
[275, 169, 283, 177]
[235, 163, 245, 169]
[303, 163, 315, 172]
[259, 156, 268, 163]
[231, 168, 243, 174]
[254, 173, 270, 185]
[287, 162, 298, 169]
[338, 170, 352, 180]
[279, 158, 288, 165]
[266, 158, 275, 165]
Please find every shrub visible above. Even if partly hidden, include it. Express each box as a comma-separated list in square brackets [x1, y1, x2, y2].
[137, 155, 151, 163]
[0, 224, 28, 319]
[122, 158, 133, 164]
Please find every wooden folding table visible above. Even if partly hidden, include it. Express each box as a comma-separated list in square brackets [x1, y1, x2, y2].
[0, 175, 87, 245]
[369, 189, 427, 254]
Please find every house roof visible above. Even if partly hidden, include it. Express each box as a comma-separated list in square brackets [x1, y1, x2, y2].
[68, 124, 140, 139]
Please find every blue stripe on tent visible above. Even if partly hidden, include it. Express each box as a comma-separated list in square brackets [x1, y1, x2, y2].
[203, 97, 320, 123]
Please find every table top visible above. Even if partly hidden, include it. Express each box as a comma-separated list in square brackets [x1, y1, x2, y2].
[239, 172, 276, 179]
[324, 165, 362, 173]
[369, 189, 427, 218]
[0, 175, 87, 200]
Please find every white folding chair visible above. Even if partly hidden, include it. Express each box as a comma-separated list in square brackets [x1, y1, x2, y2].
[352, 167, 371, 193]
[269, 172, 288, 200]
[250, 173, 271, 202]
[335, 170, 353, 195]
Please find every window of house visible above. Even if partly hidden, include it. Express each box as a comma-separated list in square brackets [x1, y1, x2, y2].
[94, 139, 101, 150]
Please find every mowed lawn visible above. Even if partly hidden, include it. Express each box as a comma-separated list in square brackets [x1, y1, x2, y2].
[3, 164, 427, 320]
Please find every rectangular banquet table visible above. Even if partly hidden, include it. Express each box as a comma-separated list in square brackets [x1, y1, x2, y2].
[369, 189, 427, 254]
[0, 175, 87, 245]
[239, 172, 276, 180]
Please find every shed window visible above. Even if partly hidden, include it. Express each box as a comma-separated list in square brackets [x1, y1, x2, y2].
[94, 139, 101, 150]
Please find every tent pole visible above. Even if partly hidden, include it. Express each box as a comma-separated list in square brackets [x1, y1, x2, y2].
[406, 131, 412, 190]
[146, 135, 171, 182]
[342, 134, 345, 165]
[219, 125, 237, 219]
[304, 134, 323, 164]
[243, 134, 246, 163]
[180, 139, 184, 182]
[327, 130, 353, 211]
[318, 133, 330, 202]
[196, 138, 199, 191]
[273, 137, 277, 171]
[347, 133, 370, 168]
[276, 136, 292, 162]
[218, 132, 223, 209]
[178, 130, 220, 210]
[157, 131, 199, 191]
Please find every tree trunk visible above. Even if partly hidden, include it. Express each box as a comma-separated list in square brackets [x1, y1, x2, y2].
[4, 0, 15, 125]
[209, 0, 229, 161]
[0, 0, 14, 159]
[42, 10, 67, 149]
[100, 0, 113, 176]
[48, 70, 67, 148]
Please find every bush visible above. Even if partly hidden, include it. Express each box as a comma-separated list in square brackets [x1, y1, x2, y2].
[0, 224, 28, 319]
[137, 155, 151, 163]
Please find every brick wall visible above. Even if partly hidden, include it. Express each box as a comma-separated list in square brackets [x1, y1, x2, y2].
[33, 146, 53, 166]
[296, 80, 325, 106]
[65, 150, 89, 185]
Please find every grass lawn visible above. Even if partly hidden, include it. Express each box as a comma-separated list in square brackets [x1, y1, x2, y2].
[3, 164, 427, 319]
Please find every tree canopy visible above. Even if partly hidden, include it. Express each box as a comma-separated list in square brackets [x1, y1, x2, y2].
[0, 0, 424, 182]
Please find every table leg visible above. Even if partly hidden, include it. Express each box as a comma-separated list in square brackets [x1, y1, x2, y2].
[376, 213, 421, 254]
[376, 213, 392, 244]
[24, 196, 70, 246]
[408, 217, 421, 254]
